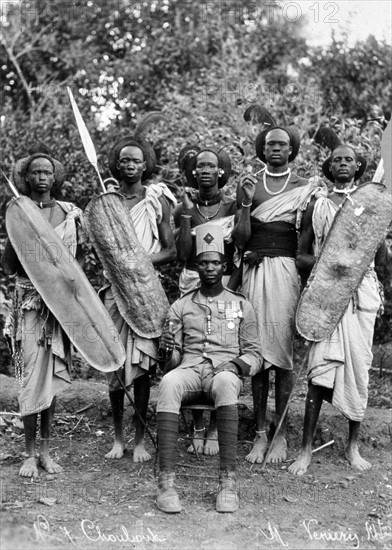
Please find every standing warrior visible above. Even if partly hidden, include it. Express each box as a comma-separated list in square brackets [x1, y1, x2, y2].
[103, 136, 176, 462]
[233, 126, 318, 464]
[289, 145, 382, 475]
[155, 224, 262, 513]
[175, 147, 237, 294]
[2, 153, 86, 479]
[174, 147, 237, 455]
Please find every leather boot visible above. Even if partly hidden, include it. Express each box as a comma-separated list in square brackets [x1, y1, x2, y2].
[156, 472, 181, 513]
[216, 470, 239, 513]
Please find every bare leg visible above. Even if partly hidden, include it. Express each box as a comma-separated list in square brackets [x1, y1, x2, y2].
[245, 369, 269, 463]
[105, 389, 126, 459]
[133, 374, 151, 463]
[204, 410, 219, 456]
[268, 368, 292, 463]
[39, 397, 62, 474]
[19, 413, 39, 478]
[345, 420, 371, 471]
[187, 409, 205, 454]
[288, 384, 324, 476]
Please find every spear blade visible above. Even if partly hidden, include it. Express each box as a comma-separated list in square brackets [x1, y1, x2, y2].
[67, 87, 106, 193]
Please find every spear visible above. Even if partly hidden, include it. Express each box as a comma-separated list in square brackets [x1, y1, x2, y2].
[67, 87, 106, 193]
[67, 87, 157, 449]
[1, 168, 20, 198]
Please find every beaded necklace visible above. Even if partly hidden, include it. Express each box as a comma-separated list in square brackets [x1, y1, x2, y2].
[265, 167, 291, 177]
[263, 169, 292, 195]
[196, 202, 221, 221]
[332, 185, 358, 195]
[196, 191, 222, 206]
[331, 185, 358, 205]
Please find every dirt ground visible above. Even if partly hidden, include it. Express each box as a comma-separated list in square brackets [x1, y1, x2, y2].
[0, 351, 391, 550]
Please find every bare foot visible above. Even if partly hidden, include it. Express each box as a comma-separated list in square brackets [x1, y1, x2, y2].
[133, 442, 151, 463]
[105, 440, 126, 459]
[19, 457, 39, 479]
[346, 445, 371, 471]
[267, 434, 287, 463]
[40, 454, 63, 474]
[204, 428, 219, 456]
[245, 432, 268, 464]
[288, 450, 312, 476]
[187, 428, 205, 454]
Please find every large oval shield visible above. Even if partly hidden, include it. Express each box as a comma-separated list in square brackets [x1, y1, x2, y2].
[6, 196, 126, 372]
[296, 182, 392, 341]
[85, 192, 169, 338]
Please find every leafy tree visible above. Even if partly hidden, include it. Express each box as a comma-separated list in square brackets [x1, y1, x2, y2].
[1, 0, 391, 372]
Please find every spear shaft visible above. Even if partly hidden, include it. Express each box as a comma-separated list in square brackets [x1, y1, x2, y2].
[1, 168, 20, 198]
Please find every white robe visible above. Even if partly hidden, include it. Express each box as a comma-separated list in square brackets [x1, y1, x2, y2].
[308, 197, 381, 421]
[241, 183, 320, 370]
[105, 183, 176, 388]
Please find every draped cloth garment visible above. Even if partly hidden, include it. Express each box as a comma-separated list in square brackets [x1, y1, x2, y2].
[105, 183, 176, 389]
[7, 202, 84, 416]
[307, 197, 381, 421]
[241, 182, 320, 370]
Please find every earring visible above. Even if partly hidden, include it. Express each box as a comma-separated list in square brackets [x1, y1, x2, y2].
[192, 170, 196, 176]
[218, 168, 224, 177]
[356, 162, 361, 169]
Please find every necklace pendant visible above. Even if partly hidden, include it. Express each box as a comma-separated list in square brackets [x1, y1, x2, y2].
[196, 202, 222, 221]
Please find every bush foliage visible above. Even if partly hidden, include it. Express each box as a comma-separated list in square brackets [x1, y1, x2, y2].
[1, 0, 391, 371]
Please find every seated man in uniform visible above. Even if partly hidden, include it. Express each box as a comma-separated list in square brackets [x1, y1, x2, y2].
[155, 224, 262, 514]
[174, 145, 237, 456]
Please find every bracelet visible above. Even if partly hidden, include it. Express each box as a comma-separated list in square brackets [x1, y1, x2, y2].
[193, 427, 206, 432]
[241, 202, 252, 208]
[181, 214, 192, 219]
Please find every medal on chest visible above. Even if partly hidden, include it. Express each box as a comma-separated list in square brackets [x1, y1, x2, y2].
[225, 301, 243, 330]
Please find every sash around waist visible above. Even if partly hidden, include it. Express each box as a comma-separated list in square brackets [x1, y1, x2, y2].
[246, 220, 298, 258]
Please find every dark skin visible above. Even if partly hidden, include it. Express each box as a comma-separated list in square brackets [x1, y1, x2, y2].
[289, 146, 375, 476]
[12, 158, 68, 478]
[161, 252, 239, 378]
[176, 151, 223, 264]
[174, 151, 236, 272]
[106, 145, 176, 463]
[231, 129, 308, 464]
[174, 151, 236, 454]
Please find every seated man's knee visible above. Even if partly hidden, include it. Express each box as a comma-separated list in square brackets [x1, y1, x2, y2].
[158, 370, 182, 395]
[157, 370, 187, 412]
[211, 371, 241, 404]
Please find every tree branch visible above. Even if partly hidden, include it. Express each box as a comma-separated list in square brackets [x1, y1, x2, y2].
[0, 33, 35, 111]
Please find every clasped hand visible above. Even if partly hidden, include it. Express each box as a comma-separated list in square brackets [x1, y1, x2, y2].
[243, 251, 263, 267]
[240, 173, 257, 203]
[180, 186, 197, 210]
[159, 331, 175, 353]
